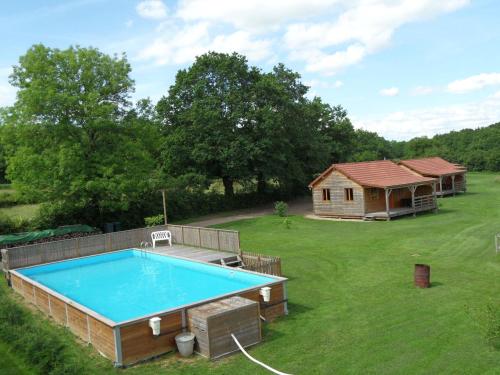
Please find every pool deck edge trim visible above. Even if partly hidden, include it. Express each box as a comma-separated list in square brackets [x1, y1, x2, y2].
[10, 269, 118, 327]
[10, 248, 287, 329]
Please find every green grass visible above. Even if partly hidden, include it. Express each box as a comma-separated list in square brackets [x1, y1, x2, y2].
[2, 172, 500, 374]
[0, 204, 40, 220]
[0, 341, 35, 375]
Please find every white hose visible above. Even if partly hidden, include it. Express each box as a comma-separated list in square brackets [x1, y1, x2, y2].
[231, 333, 293, 375]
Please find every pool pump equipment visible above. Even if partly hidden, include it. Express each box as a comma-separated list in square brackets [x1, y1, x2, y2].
[149, 316, 161, 336]
[260, 287, 271, 302]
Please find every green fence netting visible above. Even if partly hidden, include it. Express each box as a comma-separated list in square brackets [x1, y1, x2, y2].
[0, 225, 97, 247]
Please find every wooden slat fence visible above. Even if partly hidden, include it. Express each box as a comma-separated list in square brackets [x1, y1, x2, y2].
[241, 251, 282, 276]
[2, 225, 240, 271]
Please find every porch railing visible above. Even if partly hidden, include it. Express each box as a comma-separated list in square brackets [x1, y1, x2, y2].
[414, 194, 435, 211]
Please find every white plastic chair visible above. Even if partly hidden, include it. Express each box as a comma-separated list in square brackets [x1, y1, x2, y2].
[151, 230, 172, 248]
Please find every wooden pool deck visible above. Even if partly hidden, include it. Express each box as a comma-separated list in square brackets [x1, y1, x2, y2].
[146, 244, 238, 264]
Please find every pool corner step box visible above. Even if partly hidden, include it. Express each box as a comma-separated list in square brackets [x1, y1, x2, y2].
[187, 296, 261, 359]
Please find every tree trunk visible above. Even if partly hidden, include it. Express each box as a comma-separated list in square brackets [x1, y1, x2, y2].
[257, 174, 267, 195]
[222, 176, 234, 197]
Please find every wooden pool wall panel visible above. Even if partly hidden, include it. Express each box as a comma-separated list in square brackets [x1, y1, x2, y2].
[119, 311, 183, 365]
[10, 273, 117, 362]
[10, 270, 287, 366]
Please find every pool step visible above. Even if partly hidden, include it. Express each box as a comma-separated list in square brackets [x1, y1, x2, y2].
[220, 255, 246, 269]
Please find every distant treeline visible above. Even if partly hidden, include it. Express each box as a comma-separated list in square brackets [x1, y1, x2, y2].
[0, 45, 498, 231]
[397, 123, 500, 171]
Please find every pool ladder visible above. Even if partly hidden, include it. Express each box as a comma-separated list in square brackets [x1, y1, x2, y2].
[139, 241, 152, 256]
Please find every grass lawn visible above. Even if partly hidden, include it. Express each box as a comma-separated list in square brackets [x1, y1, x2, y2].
[0, 184, 40, 220]
[1, 172, 500, 374]
[0, 204, 40, 220]
[0, 341, 35, 375]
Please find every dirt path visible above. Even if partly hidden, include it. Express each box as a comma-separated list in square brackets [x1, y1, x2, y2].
[185, 196, 312, 227]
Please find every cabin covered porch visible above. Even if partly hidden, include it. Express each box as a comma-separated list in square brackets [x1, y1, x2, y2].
[364, 183, 437, 221]
[436, 172, 466, 196]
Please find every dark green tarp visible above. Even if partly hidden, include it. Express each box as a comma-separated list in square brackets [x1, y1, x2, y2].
[0, 225, 96, 246]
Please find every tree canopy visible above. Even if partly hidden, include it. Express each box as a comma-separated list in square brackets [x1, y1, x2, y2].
[3, 45, 159, 225]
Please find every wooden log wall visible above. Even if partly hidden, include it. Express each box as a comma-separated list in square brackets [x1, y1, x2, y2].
[10, 273, 116, 362]
[312, 170, 365, 217]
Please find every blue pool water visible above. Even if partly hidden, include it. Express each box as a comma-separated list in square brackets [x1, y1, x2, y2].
[18, 250, 276, 323]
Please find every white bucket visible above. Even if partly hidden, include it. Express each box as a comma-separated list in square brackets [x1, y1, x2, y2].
[260, 287, 271, 302]
[175, 332, 196, 357]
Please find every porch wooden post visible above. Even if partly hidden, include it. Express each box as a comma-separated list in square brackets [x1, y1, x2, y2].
[410, 185, 416, 217]
[451, 175, 456, 196]
[432, 183, 438, 213]
[439, 176, 443, 197]
[385, 188, 392, 221]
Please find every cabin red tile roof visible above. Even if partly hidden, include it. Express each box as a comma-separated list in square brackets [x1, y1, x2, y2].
[399, 157, 466, 177]
[309, 160, 436, 189]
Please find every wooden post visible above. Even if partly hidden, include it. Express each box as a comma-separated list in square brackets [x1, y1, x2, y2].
[410, 185, 416, 217]
[161, 189, 168, 224]
[432, 183, 438, 213]
[384, 188, 392, 221]
[439, 176, 443, 197]
[451, 175, 456, 196]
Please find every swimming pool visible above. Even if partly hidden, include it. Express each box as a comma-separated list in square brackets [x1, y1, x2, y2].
[10, 248, 287, 365]
[16, 249, 277, 323]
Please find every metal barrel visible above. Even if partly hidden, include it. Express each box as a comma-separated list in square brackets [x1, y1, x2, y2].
[414, 264, 431, 288]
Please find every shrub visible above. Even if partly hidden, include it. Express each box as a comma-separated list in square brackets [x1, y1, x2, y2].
[145, 214, 164, 227]
[283, 217, 292, 229]
[0, 214, 31, 234]
[274, 201, 289, 217]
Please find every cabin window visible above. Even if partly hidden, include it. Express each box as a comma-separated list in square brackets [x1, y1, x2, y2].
[322, 189, 331, 201]
[344, 188, 354, 201]
[369, 188, 379, 200]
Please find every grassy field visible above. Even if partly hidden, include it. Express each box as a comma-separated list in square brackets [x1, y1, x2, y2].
[0, 184, 40, 220]
[1, 173, 500, 374]
[0, 204, 40, 220]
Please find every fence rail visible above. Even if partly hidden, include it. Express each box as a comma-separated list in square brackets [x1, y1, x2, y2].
[241, 251, 282, 276]
[2, 224, 240, 271]
[414, 194, 436, 211]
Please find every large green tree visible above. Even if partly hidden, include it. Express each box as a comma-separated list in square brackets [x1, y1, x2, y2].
[5, 44, 158, 225]
[158, 53, 332, 196]
[157, 52, 258, 197]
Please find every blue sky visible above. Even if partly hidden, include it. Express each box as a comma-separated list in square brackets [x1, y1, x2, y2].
[1, 0, 500, 140]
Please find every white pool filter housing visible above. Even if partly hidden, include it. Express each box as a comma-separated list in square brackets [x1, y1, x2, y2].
[149, 316, 161, 335]
[260, 287, 271, 302]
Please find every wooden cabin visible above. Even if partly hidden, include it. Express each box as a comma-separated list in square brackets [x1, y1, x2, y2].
[399, 157, 467, 197]
[309, 160, 438, 221]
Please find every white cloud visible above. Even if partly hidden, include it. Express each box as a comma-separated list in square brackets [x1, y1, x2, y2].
[138, 23, 273, 65]
[305, 79, 343, 89]
[176, 0, 339, 32]
[380, 87, 399, 96]
[125, 20, 134, 28]
[354, 94, 500, 140]
[411, 86, 434, 95]
[447, 73, 500, 94]
[284, 0, 469, 74]
[136, 0, 167, 20]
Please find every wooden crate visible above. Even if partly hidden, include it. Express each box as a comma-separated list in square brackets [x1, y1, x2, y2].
[187, 296, 261, 359]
